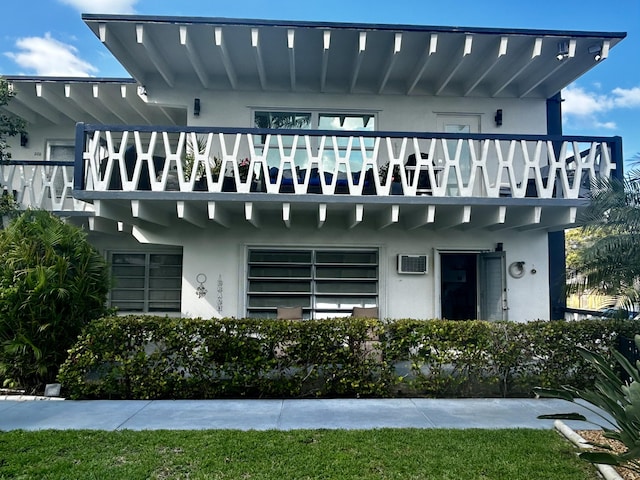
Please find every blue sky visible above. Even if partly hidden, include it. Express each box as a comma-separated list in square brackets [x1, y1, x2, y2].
[1, 0, 638, 164]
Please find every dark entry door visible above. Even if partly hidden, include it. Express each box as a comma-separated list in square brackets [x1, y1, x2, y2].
[441, 253, 477, 320]
[440, 251, 507, 321]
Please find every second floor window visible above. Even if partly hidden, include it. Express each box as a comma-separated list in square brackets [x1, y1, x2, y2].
[253, 111, 375, 172]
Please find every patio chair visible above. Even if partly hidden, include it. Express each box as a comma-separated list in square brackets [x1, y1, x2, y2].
[277, 306, 303, 320]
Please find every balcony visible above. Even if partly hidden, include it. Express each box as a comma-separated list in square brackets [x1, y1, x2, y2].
[1, 125, 623, 231]
[1, 160, 93, 215]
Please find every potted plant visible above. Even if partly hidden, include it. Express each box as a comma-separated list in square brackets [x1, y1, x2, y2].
[183, 136, 223, 191]
[378, 162, 403, 195]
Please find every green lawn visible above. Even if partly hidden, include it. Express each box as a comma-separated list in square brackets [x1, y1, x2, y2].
[0, 429, 598, 480]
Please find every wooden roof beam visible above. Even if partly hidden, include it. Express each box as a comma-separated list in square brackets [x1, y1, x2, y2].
[435, 35, 473, 96]
[320, 31, 331, 92]
[350, 32, 367, 93]
[492, 37, 543, 97]
[207, 201, 230, 228]
[136, 24, 175, 88]
[98, 23, 147, 84]
[464, 36, 508, 96]
[287, 29, 296, 91]
[251, 28, 267, 90]
[407, 33, 438, 95]
[214, 27, 238, 89]
[519, 39, 575, 98]
[180, 25, 210, 89]
[378, 33, 402, 93]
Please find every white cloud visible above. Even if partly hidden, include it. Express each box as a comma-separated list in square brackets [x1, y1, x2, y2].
[58, 0, 138, 14]
[562, 85, 611, 116]
[4, 33, 98, 77]
[612, 87, 640, 108]
[562, 84, 640, 131]
[594, 120, 617, 130]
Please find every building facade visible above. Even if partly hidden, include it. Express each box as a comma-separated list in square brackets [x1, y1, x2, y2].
[0, 15, 626, 321]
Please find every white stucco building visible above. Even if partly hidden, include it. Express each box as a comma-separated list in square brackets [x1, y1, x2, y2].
[0, 15, 626, 321]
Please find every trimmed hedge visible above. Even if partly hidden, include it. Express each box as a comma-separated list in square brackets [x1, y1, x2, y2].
[57, 316, 391, 399]
[385, 319, 636, 397]
[57, 316, 640, 399]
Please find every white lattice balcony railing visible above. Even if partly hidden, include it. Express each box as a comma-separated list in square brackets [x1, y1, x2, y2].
[75, 125, 622, 201]
[0, 160, 93, 213]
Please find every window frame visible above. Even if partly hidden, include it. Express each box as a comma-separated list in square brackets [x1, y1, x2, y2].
[246, 247, 379, 319]
[251, 109, 377, 172]
[252, 109, 377, 132]
[108, 250, 183, 314]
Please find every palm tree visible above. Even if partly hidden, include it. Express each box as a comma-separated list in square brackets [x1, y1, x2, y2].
[0, 210, 110, 392]
[569, 154, 640, 310]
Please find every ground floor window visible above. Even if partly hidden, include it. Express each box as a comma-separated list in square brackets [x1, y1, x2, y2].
[247, 248, 378, 319]
[109, 252, 183, 313]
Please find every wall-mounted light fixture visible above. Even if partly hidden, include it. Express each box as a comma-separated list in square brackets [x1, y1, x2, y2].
[194, 98, 201, 117]
[556, 41, 570, 61]
[137, 85, 147, 96]
[20, 132, 28, 147]
[494, 109, 503, 127]
[588, 45, 602, 61]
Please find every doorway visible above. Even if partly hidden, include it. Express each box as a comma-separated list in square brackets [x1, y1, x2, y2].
[436, 114, 481, 196]
[440, 251, 507, 321]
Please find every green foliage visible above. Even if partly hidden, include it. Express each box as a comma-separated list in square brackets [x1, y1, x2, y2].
[58, 316, 637, 400]
[535, 334, 640, 474]
[385, 318, 626, 397]
[569, 168, 640, 308]
[0, 78, 26, 161]
[182, 134, 224, 183]
[0, 189, 19, 227]
[0, 210, 110, 392]
[58, 316, 392, 399]
[565, 227, 608, 274]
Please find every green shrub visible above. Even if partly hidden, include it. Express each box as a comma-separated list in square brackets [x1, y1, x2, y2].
[58, 316, 639, 399]
[384, 318, 633, 397]
[58, 316, 393, 399]
[0, 210, 110, 392]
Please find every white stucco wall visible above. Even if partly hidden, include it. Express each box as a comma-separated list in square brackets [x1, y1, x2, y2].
[6, 124, 75, 161]
[120, 217, 550, 322]
[154, 88, 548, 136]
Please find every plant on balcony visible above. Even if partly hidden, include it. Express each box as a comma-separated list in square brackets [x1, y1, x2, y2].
[378, 162, 401, 185]
[238, 157, 251, 182]
[182, 135, 207, 182]
[183, 136, 223, 189]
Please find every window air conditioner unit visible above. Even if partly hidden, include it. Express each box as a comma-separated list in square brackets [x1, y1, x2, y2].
[397, 254, 428, 274]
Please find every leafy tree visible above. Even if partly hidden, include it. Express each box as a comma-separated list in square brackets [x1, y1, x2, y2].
[568, 159, 640, 310]
[0, 78, 26, 161]
[0, 79, 25, 228]
[0, 188, 19, 228]
[0, 210, 110, 392]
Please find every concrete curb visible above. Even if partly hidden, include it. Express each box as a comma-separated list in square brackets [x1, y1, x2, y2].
[554, 420, 622, 480]
[0, 395, 65, 401]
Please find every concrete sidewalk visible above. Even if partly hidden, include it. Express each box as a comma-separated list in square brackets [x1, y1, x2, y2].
[0, 398, 608, 431]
